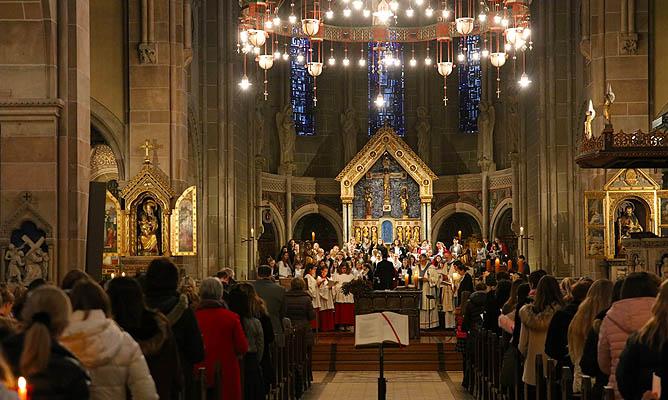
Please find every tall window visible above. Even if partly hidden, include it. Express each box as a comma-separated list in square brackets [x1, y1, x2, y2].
[368, 42, 405, 136]
[458, 35, 482, 133]
[290, 37, 315, 136]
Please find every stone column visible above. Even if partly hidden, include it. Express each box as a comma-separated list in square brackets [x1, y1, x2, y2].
[286, 173, 293, 241]
[509, 152, 521, 252]
[342, 202, 351, 243]
[479, 160, 492, 239]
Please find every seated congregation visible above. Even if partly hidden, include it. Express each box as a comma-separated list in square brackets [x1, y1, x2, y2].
[460, 270, 668, 400]
[0, 259, 313, 400]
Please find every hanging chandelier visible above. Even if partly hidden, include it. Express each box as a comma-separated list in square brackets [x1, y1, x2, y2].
[236, 0, 534, 106]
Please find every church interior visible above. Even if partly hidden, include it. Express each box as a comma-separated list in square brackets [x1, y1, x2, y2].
[1, 0, 668, 399]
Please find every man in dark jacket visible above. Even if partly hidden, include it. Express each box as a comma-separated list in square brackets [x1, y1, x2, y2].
[144, 258, 205, 398]
[254, 265, 287, 337]
[373, 248, 396, 290]
[455, 261, 474, 301]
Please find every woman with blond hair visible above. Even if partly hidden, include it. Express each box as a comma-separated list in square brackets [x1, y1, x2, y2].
[2, 285, 90, 398]
[567, 279, 614, 393]
[616, 280, 668, 400]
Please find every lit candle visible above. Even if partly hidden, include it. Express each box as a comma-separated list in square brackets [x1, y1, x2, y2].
[518, 258, 525, 274]
[312, 231, 316, 242]
[110, 273, 115, 279]
[250, 228, 254, 238]
[121, 272, 126, 277]
[458, 230, 462, 240]
[519, 226, 524, 236]
[412, 271, 419, 287]
[485, 259, 492, 272]
[17, 376, 27, 400]
[404, 273, 409, 286]
[495, 258, 501, 272]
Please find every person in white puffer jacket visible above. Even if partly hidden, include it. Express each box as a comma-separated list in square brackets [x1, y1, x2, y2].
[60, 279, 158, 400]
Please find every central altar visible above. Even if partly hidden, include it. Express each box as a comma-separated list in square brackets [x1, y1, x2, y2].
[336, 127, 437, 244]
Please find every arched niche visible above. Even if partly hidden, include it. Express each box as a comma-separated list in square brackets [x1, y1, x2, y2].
[435, 212, 482, 248]
[293, 214, 340, 251]
[431, 202, 483, 241]
[258, 221, 279, 263]
[91, 98, 126, 180]
[292, 203, 343, 246]
[490, 197, 513, 239]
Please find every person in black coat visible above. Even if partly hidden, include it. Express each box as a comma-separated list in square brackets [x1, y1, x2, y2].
[373, 248, 397, 290]
[455, 261, 474, 301]
[144, 258, 205, 398]
[483, 279, 512, 335]
[545, 279, 592, 371]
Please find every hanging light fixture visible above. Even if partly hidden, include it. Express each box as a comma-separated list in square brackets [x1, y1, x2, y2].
[247, 29, 267, 47]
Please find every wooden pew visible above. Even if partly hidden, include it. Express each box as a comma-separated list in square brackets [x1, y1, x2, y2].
[535, 354, 546, 400]
[580, 376, 592, 400]
[546, 358, 559, 400]
[602, 386, 615, 400]
[560, 366, 573, 400]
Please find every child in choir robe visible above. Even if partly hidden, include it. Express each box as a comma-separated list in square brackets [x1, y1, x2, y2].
[417, 254, 440, 329]
[439, 260, 456, 329]
[333, 262, 355, 331]
[317, 267, 336, 332]
[305, 265, 320, 329]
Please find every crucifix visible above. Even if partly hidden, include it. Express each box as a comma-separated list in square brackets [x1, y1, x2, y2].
[140, 139, 154, 164]
[365, 154, 406, 212]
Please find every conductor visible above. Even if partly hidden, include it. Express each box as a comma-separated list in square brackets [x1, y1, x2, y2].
[373, 247, 397, 290]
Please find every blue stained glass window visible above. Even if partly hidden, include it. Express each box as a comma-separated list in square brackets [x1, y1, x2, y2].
[458, 35, 482, 133]
[368, 42, 405, 136]
[290, 37, 315, 136]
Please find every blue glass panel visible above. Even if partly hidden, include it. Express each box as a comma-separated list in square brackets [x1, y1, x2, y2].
[368, 42, 405, 136]
[458, 35, 482, 133]
[290, 37, 315, 136]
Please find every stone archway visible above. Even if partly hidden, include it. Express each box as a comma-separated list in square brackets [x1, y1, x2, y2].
[292, 203, 343, 245]
[431, 202, 483, 241]
[435, 212, 482, 248]
[293, 214, 339, 251]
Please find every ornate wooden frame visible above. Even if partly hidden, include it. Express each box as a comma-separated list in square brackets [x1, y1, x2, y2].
[103, 191, 123, 256]
[171, 185, 197, 256]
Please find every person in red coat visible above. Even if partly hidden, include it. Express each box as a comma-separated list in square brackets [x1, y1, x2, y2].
[195, 277, 248, 400]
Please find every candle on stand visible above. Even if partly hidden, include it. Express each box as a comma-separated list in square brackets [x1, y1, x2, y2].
[312, 231, 315, 242]
[404, 273, 409, 286]
[458, 230, 462, 240]
[518, 258, 525, 274]
[495, 258, 501, 272]
[17, 376, 27, 400]
[485, 259, 492, 272]
[412, 272, 419, 287]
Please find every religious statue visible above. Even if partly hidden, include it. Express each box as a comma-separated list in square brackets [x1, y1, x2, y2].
[255, 92, 266, 158]
[4, 244, 24, 284]
[276, 104, 296, 172]
[584, 99, 596, 139]
[412, 226, 420, 241]
[405, 225, 412, 242]
[477, 100, 495, 166]
[371, 226, 378, 244]
[396, 226, 404, 243]
[603, 83, 615, 127]
[415, 106, 431, 164]
[618, 204, 643, 239]
[382, 156, 391, 203]
[354, 227, 362, 243]
[364, 187, 373, 218]
[340, 107, 358, 164]
[139, 199, 160, 255]
[400, 186, 409, 217]
[24, 247, 47, 286]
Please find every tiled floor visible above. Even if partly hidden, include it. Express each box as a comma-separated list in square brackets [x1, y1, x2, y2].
[304, 371, 471, 399]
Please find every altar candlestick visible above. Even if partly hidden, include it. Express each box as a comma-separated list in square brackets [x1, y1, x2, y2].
[412, 272, 419, 287]
[404, 273, 409, 286]
[495, 258, 501, 272]
[485, 259, 492, 272]
[18, 377, 27, 400]
[312, 231, 315, 242]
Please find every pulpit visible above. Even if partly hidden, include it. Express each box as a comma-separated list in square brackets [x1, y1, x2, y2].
[353, 289, 421, 339]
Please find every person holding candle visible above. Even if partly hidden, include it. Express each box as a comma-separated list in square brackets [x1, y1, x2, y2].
[304, 265, 320, 329]
[316, 267, 335, 332]
[3, 286, 90, 399]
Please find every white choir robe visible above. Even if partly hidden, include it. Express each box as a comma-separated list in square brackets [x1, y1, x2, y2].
[333, 273, 355, 304]
[306, 274, 321, 309]
[418, 264, 440, 329]
[317, 276, 335, 311]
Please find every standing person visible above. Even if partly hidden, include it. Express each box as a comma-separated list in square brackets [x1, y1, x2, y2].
[616, 280, 668, 400]
[60, 280, 158, 400]
[455, 261, 474, 302]
[304, 265, 320, 329]
[277, 250, 293, 278]
[333, 263, 355, 331]
[2, 286, 90, 398]
[519, 275, 564, 394]
[373, 248, 397, 290]
[228, 283, 265, 400]
[254, 265, 287, 338]
[144, 258, 204, 397]
[598, 272, 660, 399]
[194, 278, 248, 400]
[107, 277, 183, 400]
[284, 277, 316, 398]
[545, 279, 593, 371]
[317, 267, 335, 332]
[567, 279, 614, 394]
[0, 286, 18, 341]
[417, 253, 440, 329]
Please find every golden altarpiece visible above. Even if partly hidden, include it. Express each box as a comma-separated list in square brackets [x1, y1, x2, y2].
[102, 142, 197, 276]
[584, 168, 668, 278]
[336, 127, 437, 245]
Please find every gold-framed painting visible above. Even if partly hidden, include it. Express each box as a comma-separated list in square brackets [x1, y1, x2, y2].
[172, 185, 197, 256]
[584, 191, 606, 259]
[103, 191, 123, 256]
[659, 190, 668, 227]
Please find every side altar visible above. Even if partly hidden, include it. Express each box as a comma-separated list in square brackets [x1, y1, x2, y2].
[336, 127, 437, 244]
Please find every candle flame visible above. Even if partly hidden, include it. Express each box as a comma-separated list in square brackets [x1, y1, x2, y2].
[18, 377, 26, 390]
